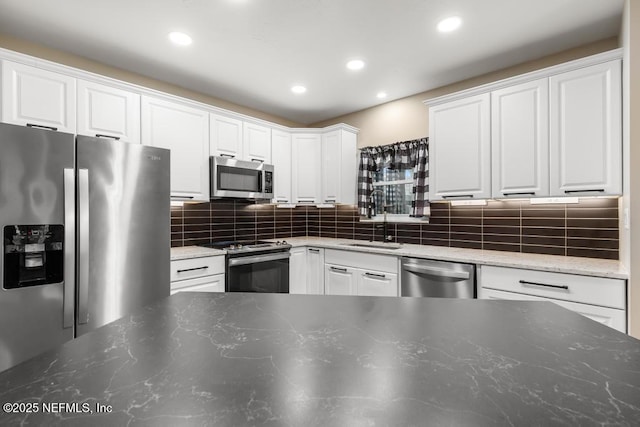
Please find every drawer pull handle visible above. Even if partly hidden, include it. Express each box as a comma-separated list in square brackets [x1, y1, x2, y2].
[442, 194, 473, 199]
[330, 266, 348, 273]
[251, 158, 264, 163]
[519, 280, 568, 290]
[308, 248, 320, 253]
[564, 189, 605, 194]
[220, 154, 235, 158]
[96, 134, 121, 140]
[177, 266, 209, 273]
[27, 123, 58, 131]
[502, 191, 535, 196]
[365, 272, 386, 279]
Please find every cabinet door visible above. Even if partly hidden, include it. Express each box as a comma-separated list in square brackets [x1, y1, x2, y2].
[77, 79, 140, 143]
[357, 270, 398, 297]
[321, 130, 341, 203]
[289, 247, 307, 294]
[141, 96, 209, 201]
[292, 133, 322, 204]
[491, 79, 549, 198]
[271, 129, 292, 203]
[549, 60, 622, 196]
[170, 274, 225, 295]
[306, 247, 324, 295]
[243, 122, 271, 163]
[481, 288, 626, 333]
[2, 60, 76, 133]
[324, 264, 356, 295]
[429, 93, 491, 200]
[340, 130, 358, 205]
[210, 114, 243, 159]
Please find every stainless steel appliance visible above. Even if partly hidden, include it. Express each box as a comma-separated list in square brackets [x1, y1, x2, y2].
[210, 156, 274, 200]
[401, 257, 475, 298]
[201, 241, 290, 293]
[0, 123, 170, 372]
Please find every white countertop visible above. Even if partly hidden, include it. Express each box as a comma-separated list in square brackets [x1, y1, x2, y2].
[170, 246, 225, 261]
[277, 237, 628, 280]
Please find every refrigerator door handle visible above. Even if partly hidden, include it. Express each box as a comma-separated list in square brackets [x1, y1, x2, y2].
[78, 169, 90, 325]
[63, 168, 76, 329]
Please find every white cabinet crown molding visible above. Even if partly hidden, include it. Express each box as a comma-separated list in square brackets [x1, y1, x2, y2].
[423, 48, 622, 108]
[0, 47, 360, 135]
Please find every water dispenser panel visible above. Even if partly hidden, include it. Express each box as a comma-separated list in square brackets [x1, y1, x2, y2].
[3, 225, 64, 289]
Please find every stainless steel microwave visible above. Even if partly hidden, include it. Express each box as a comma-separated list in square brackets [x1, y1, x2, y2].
[210, 156, 274, 200]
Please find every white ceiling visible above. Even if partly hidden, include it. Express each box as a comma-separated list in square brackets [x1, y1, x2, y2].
[0, 0, 624, 125]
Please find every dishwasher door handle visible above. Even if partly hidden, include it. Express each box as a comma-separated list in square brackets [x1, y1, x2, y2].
[403, 264, 470, 280]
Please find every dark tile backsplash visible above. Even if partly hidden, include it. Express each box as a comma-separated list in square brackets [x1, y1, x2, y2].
[171, 198, 619, 260]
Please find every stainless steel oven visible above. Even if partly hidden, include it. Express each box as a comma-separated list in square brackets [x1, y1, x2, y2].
[200, 241, 290, 293]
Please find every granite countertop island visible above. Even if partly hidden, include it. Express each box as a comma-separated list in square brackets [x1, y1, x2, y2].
[1, 292, 639, 426]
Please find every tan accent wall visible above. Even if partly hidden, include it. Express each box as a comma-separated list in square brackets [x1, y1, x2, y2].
[0, 33, 303, 128]
[621, 0, 640, 339]
[312, 37, 619, 148]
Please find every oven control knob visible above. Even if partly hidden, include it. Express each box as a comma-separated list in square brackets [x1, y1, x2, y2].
[275, 241, 281, 245]
[281, 240, 288, 245]
[236, 244, 243, 249]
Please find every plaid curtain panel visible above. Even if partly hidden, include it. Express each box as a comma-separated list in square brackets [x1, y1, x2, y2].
[357, 138, 430, 218]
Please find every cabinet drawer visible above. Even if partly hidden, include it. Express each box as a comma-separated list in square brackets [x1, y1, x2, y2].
[481, 288, 626, 333]
[171, 274, 225, 294]
[480, 266, 625, 310]
[170, 256, 225, 282]
[325, 249, 397, 273]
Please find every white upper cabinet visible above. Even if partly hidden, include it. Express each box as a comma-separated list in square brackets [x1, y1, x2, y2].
[77, 79, 140, 143]
[321, 130, 341, 203]
[292, 133, 322, 204]
[549, 60, 622, 196]
[2, 60, 76, 133]
[321, 129, 357, 204]
[210, 113, 243, 159]
[271, 129, 292, 203]
[429, 93, 491, 200]
[243, 122, 271, 163]
[491, 79, 549, 198]
[141, 96, 209, 201]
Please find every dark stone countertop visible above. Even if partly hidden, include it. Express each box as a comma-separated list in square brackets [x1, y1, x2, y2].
[1, 292, 640, 426]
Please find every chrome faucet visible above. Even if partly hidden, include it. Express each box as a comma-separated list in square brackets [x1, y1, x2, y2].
[369, 189, 393, 242]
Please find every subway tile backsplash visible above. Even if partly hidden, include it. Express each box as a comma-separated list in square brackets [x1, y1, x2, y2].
[171, 198, 619, 260]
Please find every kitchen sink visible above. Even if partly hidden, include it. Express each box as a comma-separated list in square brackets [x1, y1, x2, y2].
[342, 242, 403, 250]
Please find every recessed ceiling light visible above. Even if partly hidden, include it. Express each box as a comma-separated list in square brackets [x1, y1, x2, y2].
[346, 59, 365, 71]
[291, 85, 307, 94]
[437, 16, 462, 33]
[168, 31, 193, 46]
[376, 92, 387, 99]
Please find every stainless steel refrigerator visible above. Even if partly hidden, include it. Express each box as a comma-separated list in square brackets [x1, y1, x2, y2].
[0, 122, 170, 372]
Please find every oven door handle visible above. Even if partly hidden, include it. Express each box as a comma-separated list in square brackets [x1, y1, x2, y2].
[228, 252, 291, 267]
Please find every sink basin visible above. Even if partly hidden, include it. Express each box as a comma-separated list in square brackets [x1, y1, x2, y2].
[342, 242, 403, 250]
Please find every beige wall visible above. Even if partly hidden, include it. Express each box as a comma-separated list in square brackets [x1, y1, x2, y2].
[621, 0, 640, 339]
[0, 33, 303, 128]
[312, 37, 619, 148]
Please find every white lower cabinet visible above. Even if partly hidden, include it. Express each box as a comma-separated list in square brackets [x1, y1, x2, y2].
[325, 264, 356, 295]
[324, 249, 399, 297]
[479, 265, 626, 333]
[171, 274, 225, 295]
[357, 270, 398, 297]
[306, 248, 325, 295]
[289, 247, 307, 294]
[170, 255, 225, 294]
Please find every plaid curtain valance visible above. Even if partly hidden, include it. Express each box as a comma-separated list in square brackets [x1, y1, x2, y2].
[357, 138, 430, 218]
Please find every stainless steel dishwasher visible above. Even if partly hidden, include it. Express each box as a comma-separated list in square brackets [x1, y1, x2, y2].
[401, 257, 476, 298]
